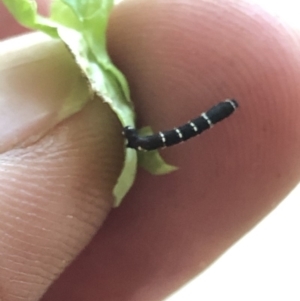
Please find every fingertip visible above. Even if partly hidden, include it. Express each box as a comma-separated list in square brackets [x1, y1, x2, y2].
[100, 0, 300, 298]
[108, 0, 300, 195]
[0, 99, 124, 300]
[28, 1, 300, 300]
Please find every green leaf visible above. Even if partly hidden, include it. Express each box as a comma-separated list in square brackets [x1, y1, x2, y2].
[50, 0, 81, 30]
[2, 0, 59, 37]
[138, 151, 178, 175]
[137, 127, 178, 174]
[1, 0, 176, 206]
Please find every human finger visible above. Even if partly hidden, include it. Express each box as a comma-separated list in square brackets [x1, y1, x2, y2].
[42, 0, 300, 300]
[0, 33, 124, 300]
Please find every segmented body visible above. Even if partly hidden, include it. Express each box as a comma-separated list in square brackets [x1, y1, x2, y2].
[123, 99, 238, 151]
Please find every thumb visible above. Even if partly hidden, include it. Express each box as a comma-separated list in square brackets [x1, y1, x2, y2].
[0, 33, 123, 300]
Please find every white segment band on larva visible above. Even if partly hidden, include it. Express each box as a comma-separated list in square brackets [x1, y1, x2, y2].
[175, 128, 183, 139]
[159, 131, 166, 145]
[225, 98, 238, 110]
[201, 113, 213, 128]
[189, 121, 198, 132]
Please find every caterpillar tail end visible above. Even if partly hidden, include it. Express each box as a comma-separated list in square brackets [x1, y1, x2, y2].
[122, 126, 139, 149]
[227, 98, 239, 110]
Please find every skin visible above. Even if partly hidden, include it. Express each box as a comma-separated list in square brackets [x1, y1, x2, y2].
[1, 0, 300, 300]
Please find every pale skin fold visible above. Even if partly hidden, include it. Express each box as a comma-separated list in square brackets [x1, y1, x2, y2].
[1, 0, 300, 300]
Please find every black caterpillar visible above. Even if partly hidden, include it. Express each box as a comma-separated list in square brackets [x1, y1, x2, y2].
[123, 99, 238, 151]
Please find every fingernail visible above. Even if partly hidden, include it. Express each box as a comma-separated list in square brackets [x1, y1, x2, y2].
[0, 32, 90, 153]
